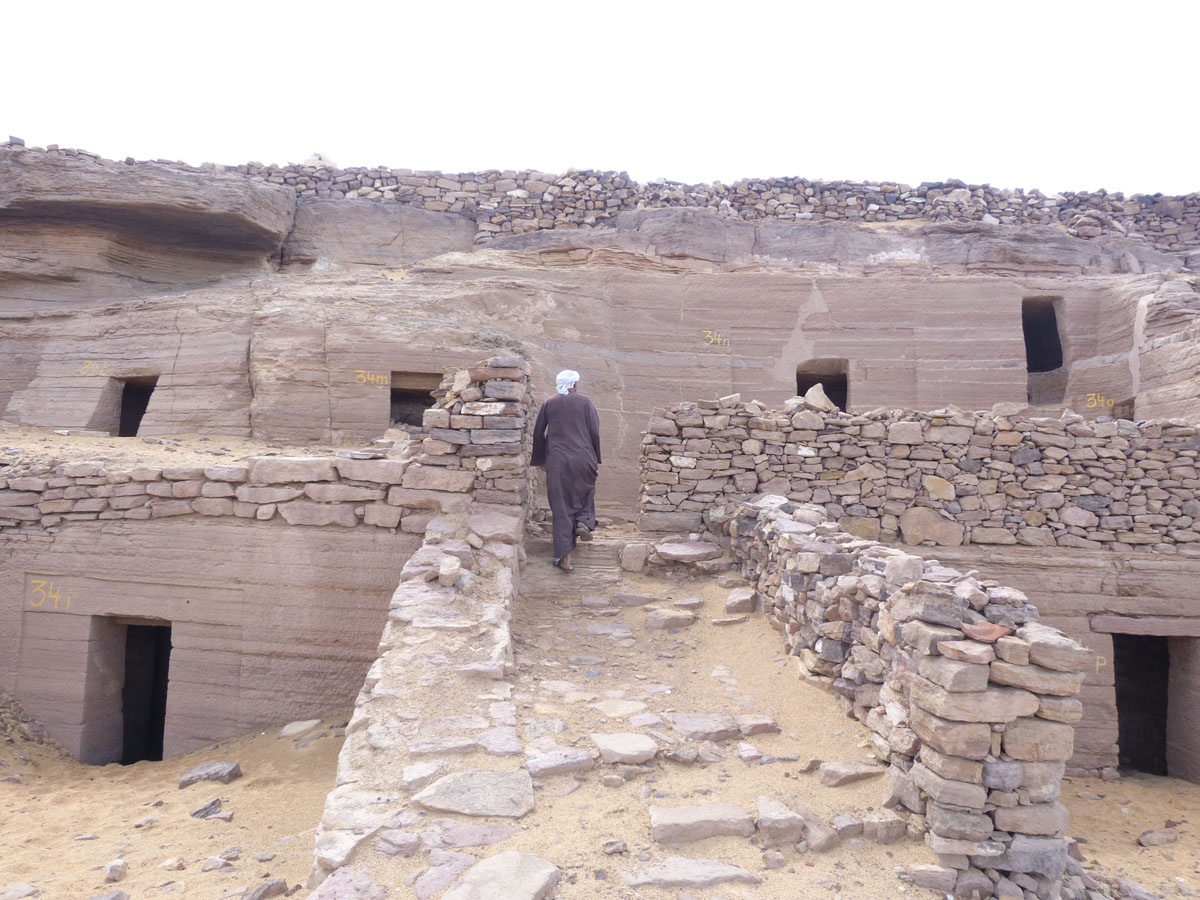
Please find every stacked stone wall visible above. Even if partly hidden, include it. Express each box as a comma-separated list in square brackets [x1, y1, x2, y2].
[638, 397, 1200, 556]
[307, 358, 537, 888]
[6, 139, 1198, 258]
[0, 361, 532, 537]
[724, 496, 1089, 897]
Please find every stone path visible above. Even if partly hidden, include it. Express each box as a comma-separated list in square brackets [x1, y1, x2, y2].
[394, 527, 927, 898]
[316, 525, 943, 898]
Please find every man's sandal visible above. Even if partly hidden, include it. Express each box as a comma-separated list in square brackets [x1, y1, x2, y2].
[553, 556, 574, 572]
[574, 522, 593, 542]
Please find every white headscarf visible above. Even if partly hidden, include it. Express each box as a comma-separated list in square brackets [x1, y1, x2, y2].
[556, 370, 580, 395]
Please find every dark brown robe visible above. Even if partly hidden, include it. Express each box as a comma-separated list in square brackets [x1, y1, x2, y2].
[531, 391, 601, 559]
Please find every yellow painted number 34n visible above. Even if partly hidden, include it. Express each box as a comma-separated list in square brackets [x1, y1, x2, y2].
[29, 579, 71, 610]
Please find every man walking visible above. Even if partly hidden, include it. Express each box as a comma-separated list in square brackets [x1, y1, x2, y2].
[531, 369, 601, 572]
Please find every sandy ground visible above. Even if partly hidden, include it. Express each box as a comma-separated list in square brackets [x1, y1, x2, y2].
[2, 528, 1198, 900]
[0, 712, 344, 899]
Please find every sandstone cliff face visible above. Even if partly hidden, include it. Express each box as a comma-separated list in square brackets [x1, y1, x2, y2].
[2, 149, 1198, 509]
[0, 146, 295, 306]
[491, 208, 1185, 277]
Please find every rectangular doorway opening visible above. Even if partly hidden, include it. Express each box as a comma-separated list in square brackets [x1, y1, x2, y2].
[796, 358, 849, 411]
[1113, 633, 1169, 775]
[1022, 298, 1065, 404]
[118, 376, 158, 437]
[390, 371, 441, 427]
[122, 624, 171, 764]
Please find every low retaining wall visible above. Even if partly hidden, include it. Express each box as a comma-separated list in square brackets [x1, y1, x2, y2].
[307, 359, 536, 888]
[0, 361, 533, 536]
[639, 397, 1200, 556]
[723, 495, 1089, 897]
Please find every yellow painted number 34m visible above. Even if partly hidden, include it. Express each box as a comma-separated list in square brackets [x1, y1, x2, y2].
[29, 579, 72, 610]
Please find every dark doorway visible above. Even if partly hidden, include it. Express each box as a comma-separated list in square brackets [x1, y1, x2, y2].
[1113, 633, 1169, 775]
[122, 624, 171, 764]
[118, 377, 158, 437]
[796, 359, 849, 411]
[1022, 298, 1064, 373]
[390, 371, 441, 427]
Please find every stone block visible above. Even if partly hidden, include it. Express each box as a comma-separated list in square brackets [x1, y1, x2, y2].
[989, 661, 1085, 697]
[203, 465, 249, 482]
[236, 485, 304, 504]
[191, 498, 234, 516]
[986, 834, 1067, 879]
[917, 655, 990, 692]
[363, 503, 402, 528]
[908, 674, 1039, 723]
[334, 458, 409, 484]
[899, 507, 964, 546]
[887, 422, 924, 444]
[903, 621, 963, 655]
[649, 804, 755, 844]
[1002, 719, 1075, 761]
[248, 457, 336, 483]
[276, 501, 358, 527]
[995, 636, 1030, 665]
[403, 466, 476, 492]
[388, 488, 473, 513]
[1035, 695, 1082, 723]
[926, 801, 993, 841]
[909, 705, 992, 760]
[1017, 623, 1094, 672]
[993, 801, 1069, 836]
[619, 542, 649, 572]
[909, 762, 987, 811]
[756, 796, 805, 846]
[725, 588, 755, 614]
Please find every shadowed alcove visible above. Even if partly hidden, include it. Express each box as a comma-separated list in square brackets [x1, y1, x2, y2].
[796, 358, 849, 411]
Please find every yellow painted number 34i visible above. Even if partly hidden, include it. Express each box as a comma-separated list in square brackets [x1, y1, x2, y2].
[29, 579, 72, 610]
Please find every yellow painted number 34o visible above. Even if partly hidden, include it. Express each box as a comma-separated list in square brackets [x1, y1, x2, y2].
[29, 579, 71, 610]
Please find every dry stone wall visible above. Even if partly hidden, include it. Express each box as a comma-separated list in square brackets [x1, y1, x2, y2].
[6, 139, 1198, 260]
[0, 362, 533, 537]
[723, 496, 1090, 898]
[638, 396, 1200, 556]
[308, 358, 537, 888]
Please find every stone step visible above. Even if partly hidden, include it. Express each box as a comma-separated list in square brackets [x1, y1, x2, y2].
[520, 537, 623, 598]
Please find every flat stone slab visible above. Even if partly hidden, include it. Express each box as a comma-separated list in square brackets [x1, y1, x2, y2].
[655, 542, 723, 563]
[585, 622, 633, 638]
[650, 803, 755, 843]
[664, 712, 740, 742]
[645, 609, 696, 630]
[818, 761, 886, 787]
[732, 714, 777, 736]
[442, 851, 560, 900]
[279, 718, 322, 738]
[413, 769, 535, 818]
[526, 748, 595, 777]
[590, 699, 647, 718]
[610, 591, 657, 607]
[178, 761, 242, 789]
[591, 733, 659, 764]
[623, 858, 761, 888]
[306, 866, 387, 900]
[725, 588, 756, 613]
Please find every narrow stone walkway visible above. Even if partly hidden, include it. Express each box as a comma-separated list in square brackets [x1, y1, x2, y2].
[328, 528, 936, 899]
[499, 528, 921, 898]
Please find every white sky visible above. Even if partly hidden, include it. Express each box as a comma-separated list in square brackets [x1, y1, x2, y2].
[5, 1, 1197, 196]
